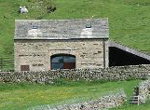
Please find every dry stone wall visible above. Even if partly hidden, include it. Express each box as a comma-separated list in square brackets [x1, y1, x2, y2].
[138, 80, 150, 103]
[0, 64, 150, 84]
[31, 90, 126, 110]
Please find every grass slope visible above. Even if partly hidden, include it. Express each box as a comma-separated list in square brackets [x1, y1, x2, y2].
[0, 0, 150, 59]
[0, 80, 140, 110]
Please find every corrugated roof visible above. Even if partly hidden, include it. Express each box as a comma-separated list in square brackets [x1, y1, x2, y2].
[14, 19, 109, 40]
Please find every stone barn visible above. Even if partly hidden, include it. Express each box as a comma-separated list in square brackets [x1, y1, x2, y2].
[14, 19, 109, 72]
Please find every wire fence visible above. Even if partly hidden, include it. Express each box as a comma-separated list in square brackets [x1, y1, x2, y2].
[0, 58, 14, 71]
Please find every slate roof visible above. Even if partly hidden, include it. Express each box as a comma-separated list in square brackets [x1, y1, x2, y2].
[14, 19, 109, 40]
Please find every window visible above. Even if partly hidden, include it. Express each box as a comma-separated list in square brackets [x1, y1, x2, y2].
[21, 65, 30, 71]
[51, 54, 76, 70]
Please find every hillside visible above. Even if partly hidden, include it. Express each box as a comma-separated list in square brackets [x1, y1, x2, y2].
[0, 80, 140, 110]
[0, 79, 150, 110]
[0, 0, 150, 59]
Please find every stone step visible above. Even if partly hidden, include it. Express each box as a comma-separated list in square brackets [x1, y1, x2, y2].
[130, 95, 140, 105]
[130, 99, 138, 101]
[131, 102, 138, 104]
[132, 97, 138, 99]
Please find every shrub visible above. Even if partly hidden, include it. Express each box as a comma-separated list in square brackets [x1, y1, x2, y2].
[28, 0, 56, 13]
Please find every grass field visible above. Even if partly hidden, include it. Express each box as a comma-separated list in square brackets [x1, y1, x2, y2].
[0, 1, 150, 109]
[0, 0, 150, 60]
[0, 80, 144, 110]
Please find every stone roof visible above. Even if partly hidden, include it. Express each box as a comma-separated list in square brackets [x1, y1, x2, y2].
[14, 19, 109, 40]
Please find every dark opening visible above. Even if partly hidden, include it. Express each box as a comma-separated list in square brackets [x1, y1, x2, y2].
[51, 54, 76, 70]
[109, 47, 150, 66]
[32, 26, 38, 29]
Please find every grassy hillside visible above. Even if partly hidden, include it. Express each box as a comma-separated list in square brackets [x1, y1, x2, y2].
[0, 0, 150, 58]
[0, 80, 140, 110]
[1, 80, 150, 110]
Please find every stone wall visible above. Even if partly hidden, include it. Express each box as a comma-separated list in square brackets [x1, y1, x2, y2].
[138, 80, 150, 103]
[30, 90, 126, 110]
[14, 39, 108, 72]
[0, 64, 150, 84]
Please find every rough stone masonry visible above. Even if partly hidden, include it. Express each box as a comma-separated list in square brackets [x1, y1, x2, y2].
[138, 80, 150, 103]
[0, 64, 149, 84]
[30, 90, 126, 110]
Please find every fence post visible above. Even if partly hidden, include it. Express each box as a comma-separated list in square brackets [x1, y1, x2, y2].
[138, 95, 140, 105]
[0, 58, 3, 70]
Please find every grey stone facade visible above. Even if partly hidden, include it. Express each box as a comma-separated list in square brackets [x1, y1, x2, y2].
[14, 19, 109, 72]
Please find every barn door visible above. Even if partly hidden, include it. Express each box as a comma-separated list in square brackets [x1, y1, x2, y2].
[51, 54, 76, 70]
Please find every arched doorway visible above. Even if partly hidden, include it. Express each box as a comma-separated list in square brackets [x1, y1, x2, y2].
[51, 54, 76, 70]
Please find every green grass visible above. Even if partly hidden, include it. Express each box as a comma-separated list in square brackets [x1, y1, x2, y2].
[0, 80, 141, 110]
[0, 1, 150, 109]
[0, 0, 150, 61]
